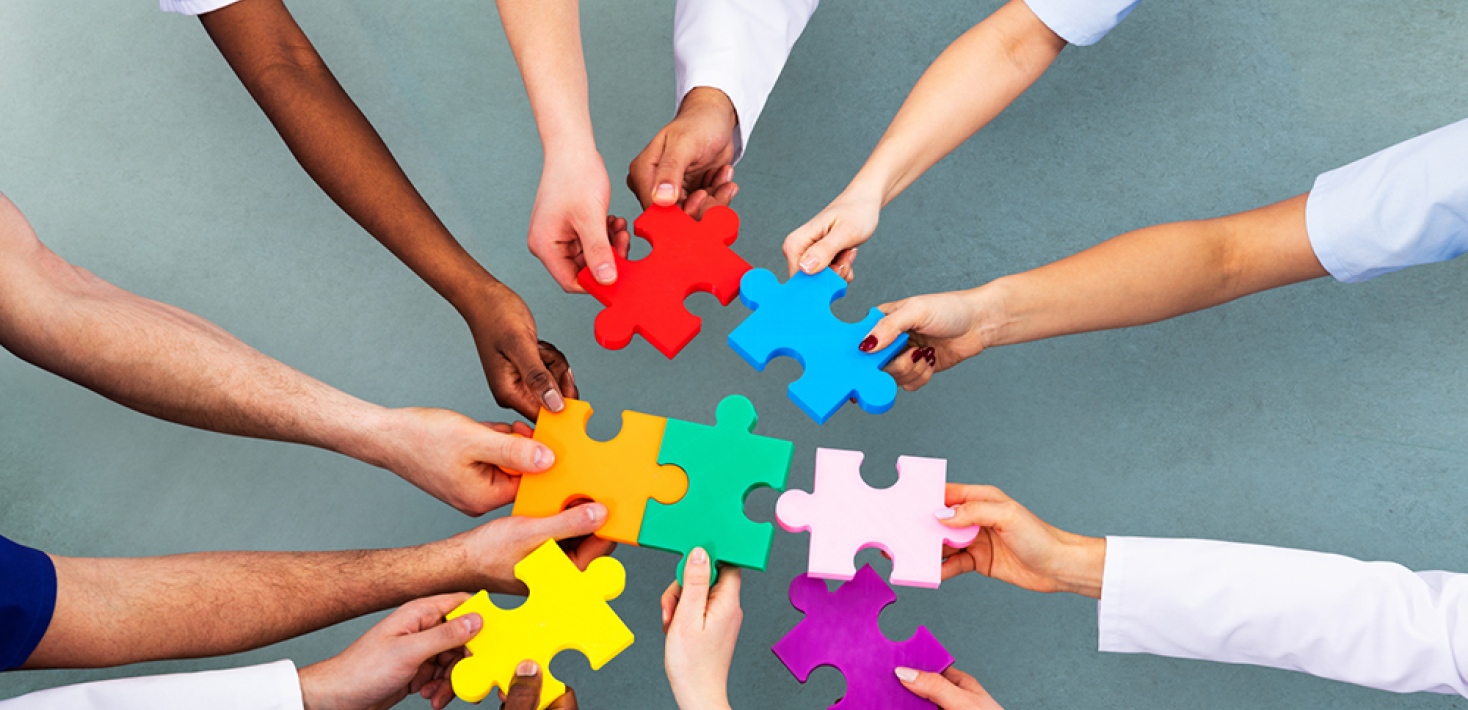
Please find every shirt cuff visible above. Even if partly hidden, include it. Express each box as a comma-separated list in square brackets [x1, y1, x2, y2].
[1022, 0, 1142, 47]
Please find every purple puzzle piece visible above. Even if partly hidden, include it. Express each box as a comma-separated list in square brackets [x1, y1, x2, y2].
[772, 565, 955, 710]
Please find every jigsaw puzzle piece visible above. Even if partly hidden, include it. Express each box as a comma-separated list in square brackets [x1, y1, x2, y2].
[772, 565, 955, 710]
[447, 540, 634, 709]
[512, 399, 688, 544]
[727, 268, 908, 424]
[639, 395, 795, 584]
[776, 448, 979, 589]
[578, 205, 751, 358]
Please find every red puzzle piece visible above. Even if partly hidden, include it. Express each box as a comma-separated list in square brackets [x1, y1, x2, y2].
[577, 204, 751, 358]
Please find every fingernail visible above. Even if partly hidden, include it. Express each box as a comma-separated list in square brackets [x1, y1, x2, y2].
[895, 667, 919, 683]
[542, 388, 565, 413]
[593, 263, 616, 284]
[911, 349, 924, 363]
[729, 185, 739, 200]
[799, 256, 819, 274]
[935, 507, 957, 520]
[585, 503, 607, 524]
[690, 547, 709, 565]
[533, 445, 554, 469]
[859, 335, 877, 352]
[461, 613, 483, 634]
[516, 660, 539, 677]
[926, 351, 937, 367]
[654, 183, 676, 203]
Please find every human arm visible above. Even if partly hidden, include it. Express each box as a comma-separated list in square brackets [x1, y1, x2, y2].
[894, 666, 1004, 710]
[20, 504, 611, 669]
[626, 0, 820, 215]
[195, 0, 573, 419]
[783, 0, 1069, 278]
[861, 193, 1325, 390]
[0, 195, 554, 514]
[659, 548, 741, 710]
[494, 0, 629, 291]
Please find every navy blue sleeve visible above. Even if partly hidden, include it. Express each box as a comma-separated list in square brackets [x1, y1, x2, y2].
[0, 534, 57, 671]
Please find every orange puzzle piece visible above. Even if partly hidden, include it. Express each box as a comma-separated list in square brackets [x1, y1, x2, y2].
[512, 399, 688, 544]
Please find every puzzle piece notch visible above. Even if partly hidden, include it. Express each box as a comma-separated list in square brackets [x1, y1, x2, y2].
[512, 398, 688, 544]
[640, 395, 795, 584]
[776, 448, 979, 589]
[772, 565, 955, 710]
[447, 540, 634, 709]
[578, 204, 752, 358]
[728, 268, 908, 424]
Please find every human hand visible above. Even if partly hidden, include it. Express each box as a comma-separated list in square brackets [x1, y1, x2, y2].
[452, 502, 616, 594]
[660, 548, 740, 710]
[895, 666, 1004, 709]
[858, 289, 996, 392]
[496, 661, 580, 710]
[782, 185, 883, 281]
[458, 278, 577, 419]
[527, 149, 631, 292]
[369, 408, 552, 516]
[299, 593, 479, 710]
[627, 87, 739, 219]
[938, 485, 1105, 598]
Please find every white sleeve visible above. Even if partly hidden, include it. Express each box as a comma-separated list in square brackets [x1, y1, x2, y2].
[1305, 117, 1468, 283]
[674, 0, 820, 162]
[1098, 537, 1468, 696]
[1021, 0, 1141, 46]
[0, 660, 304, 710]
[159, 0, 243, 16]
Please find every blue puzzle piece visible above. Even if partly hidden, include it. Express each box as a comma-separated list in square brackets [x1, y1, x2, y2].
[727, 268, 908, 424]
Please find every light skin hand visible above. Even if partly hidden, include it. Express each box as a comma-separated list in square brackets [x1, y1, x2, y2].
[858, 288, 1000, 392]
[895, 666, 1004, 709]
[660, 548, 740, 710]
[299, 594, 479, 710]
[781, 183, 881, 281]
[936, 484, 1105, 598]
[627, 86, 740, 219]
[528, 152, 631, 291]
[454, 503, 617, 596]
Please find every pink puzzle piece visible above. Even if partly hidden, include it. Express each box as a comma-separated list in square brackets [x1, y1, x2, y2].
[776, 448, 979, 589]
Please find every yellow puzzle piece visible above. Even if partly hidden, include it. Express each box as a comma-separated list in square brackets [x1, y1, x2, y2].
[512, 398, 688, 544]
[446, 540, 634, 709]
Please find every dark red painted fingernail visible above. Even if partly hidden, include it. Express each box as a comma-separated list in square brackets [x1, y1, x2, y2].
[859, 335, 877, 352]
[926, 351, 937, 367]
[910, 348, 924, 363]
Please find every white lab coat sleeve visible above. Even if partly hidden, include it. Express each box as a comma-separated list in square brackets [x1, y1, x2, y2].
[1022, 0, 1142, 46]
[0, 660, 304, 710]
[159, 0, 242, 15]
[1098, 536, 1468, 696]
[1306, 117, 1468, 283]
[673, 0, 820, 162]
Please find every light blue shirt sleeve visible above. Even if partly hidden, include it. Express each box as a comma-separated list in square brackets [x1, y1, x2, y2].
[1306, 117, 1468, 283]
[1022, 0, 1142, 46]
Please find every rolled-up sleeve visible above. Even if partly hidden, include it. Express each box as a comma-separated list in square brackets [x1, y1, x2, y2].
[674, 0, 820, 162]
[0, 536, 56, 672]
[159, 0, 242, 16]
[1099, 536, 1468, 696]
[1022, 0, 1141, 46]
[1305, 117, 1468, 283]
[0, 660, 305, 709]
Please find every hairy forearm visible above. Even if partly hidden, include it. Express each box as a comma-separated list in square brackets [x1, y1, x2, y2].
[851, 0, 1065, 204]
[495, 0, 596, 158]
[24, 542, 472, 668]
[200, 0, 498, 311]
[978, 194, 1324, 348]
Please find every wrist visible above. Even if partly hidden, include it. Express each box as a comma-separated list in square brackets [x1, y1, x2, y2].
[321, 402, 401, 473]
[1054, 535, 1106, 599]
[962, 278, 1018, 351]
[679, 86, 738, 129]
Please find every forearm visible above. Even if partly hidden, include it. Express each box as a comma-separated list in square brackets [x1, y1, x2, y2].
[976, 194, 1324, 349]
[200, 0, 499, 313]
[496, 0, 596, 159]
[848, 0, 1065, 205]
[25, 541, 472, 668]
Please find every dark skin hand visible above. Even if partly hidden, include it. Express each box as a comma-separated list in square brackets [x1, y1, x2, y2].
[199, 0, 574, 419]
[627, 86, 741, 219]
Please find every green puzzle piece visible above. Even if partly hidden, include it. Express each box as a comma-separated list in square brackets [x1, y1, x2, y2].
[640, 395, 795, 584]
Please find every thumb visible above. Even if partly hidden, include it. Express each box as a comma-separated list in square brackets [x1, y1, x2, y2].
[896, 667, 973, 708]
[501, 661, 544, 710]
[864, 298, 927, 352]
[941, 499, 1023, 530]
[402, 612, 482, 664]
[474, 427, 554, 474]
[650, 138, 701, 207]
[505, 331, 566, 416]
[788, 216, 866, 276]
[578, 213, 619, 286]
[520, 502, 609, 543]
[670, 547, 712, 628]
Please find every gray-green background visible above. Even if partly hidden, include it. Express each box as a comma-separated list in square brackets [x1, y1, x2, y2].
[3, 1, 1467, 707]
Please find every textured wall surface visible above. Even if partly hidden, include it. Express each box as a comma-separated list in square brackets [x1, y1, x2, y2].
[3, 1, 1467, 707]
